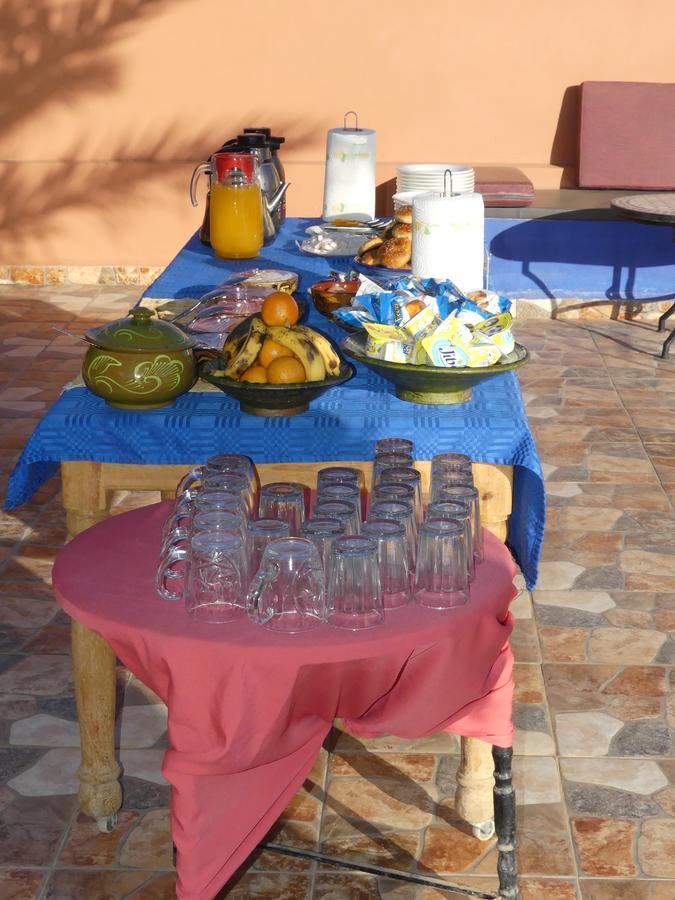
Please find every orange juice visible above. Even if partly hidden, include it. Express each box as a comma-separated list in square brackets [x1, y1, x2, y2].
[210, 182, 264, 259]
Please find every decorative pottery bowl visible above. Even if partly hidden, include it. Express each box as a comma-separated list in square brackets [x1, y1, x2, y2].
[82, 307, 197, 409]
[341, 332, 528, 405]
[309, 278, 359, 319]
[199, 357, 355, 417]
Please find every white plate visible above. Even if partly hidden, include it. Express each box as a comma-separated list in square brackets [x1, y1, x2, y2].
[398, 177, 475, 186]
[397, 163, 474, 175]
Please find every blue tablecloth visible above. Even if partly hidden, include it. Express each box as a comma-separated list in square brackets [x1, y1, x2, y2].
[5, 218, 544, 587]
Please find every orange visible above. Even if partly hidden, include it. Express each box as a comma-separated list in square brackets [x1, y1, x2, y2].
[266, 356, 305, 384]
[257, 338, 294, 368]
[240, 365, 268, 384]
[261, 291, 299, 327]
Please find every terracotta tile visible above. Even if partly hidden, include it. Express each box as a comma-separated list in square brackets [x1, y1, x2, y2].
[418, 824, 491, 873]
[603, 666, 666, 696]
[128, 872, 178, 898]
[312, 872, 380, 898]
[519, 879, 577, 900]
[119, 809, 173, 868]
[0, 870, 45, 899]
[324, 777, 434, 830]
[638, 817, 675, 876]
[319, 816, 420, 870]
[0, 794, 74, 865]
[44, 870, 150, 899]
[539, 627, 589, 661]
[579, 879, 675, 899]
[513, 663, 545, 704]
[216, 872, 310, 898]
[587, 628, 665, 663]
[60, 810, 140, 865]
[328, 752, 436, 781]
[572, 817, 638, 876]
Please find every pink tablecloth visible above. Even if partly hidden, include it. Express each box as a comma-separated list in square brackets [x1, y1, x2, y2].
[53, 502, 517, 900]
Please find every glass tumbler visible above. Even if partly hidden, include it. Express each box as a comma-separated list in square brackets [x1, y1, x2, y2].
[431, 467, 474, 502]
[162, 508, 247, 556]
[378, 467, 422, 524]
[317, 467, 362, 490]
[373, 452, 414, 486]
[436, 484, 483, 561]
[327, 535, 384, 630]
[246, 518, 290, 582]
[426, 500, 475, 580]
[371, 482, 419, 528]
[259, 482, 306, 535]
[375, 437, 415, 457]
[414, 518, 469, 610]
[361, 519, 410, 608]
[312, 499, 360, 536]
[316, 482, 362, 526]
[300, 518, 345, 564]
[184, 531, 249, 622]
[247, 537, 325, 633]
[368, 499, 417, 571]
[431, 452, 471, 473]
[177, 459, 255, 513]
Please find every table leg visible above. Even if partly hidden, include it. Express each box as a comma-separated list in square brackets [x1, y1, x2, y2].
[71, 620, 122, 833]
[493, 745, 518, 899]
[454, 736, 495, 840]
[61, 461, 110, 537]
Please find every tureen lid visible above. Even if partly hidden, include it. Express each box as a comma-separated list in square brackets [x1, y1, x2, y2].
[85, 307, 195, 351]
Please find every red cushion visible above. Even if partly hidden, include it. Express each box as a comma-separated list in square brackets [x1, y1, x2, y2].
[474, 166, 534, 207]
[579, 81, 675, 189]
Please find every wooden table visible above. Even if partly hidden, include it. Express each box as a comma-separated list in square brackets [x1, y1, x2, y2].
[63, 458, 514, 848]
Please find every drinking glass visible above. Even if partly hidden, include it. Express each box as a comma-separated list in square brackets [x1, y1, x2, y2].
[414, 518, 469, 609]
[371, 482, 420, 527]
[259, 482, 306, 535]
[431, 452, 471, 473]
[177, 458, 255, 515]
[436, 484, 483, 561]
[312, 499, 360, 535]
[184, 531, 249, 622]
[431, 467, 473, 502]
[426, 500, 475, 579]
[361, 519, 410, 608]
[300, 518, 345, 564]
[316, 482, 362, 526]
[327, 535, 384, 630]
[246, 518, 290, 582]
[368, 499, 417, 570]
[373, 452, 414, 486]
[375, 437, 415, 457]
[247, 537, 325, 633]
[162, 508, 247, 555]
[317, 467, 363, 491]
[378, 467, 422, 524]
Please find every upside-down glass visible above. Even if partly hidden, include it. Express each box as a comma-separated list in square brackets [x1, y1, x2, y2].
[176, 454, 256, 513]
[414, 518, 469, 609]
[361, 519, 410, 608]
[259, 482, 306, 535]
[247, 537, 325, 633]
[312, 498, 360, 536]
[375, 437, 415, 457]
[162, 508, 247, 554]
[184, 531, 249, 622]
[300, 518, 345, 564]
[317, 466, 363, 491]
[368, 499, 417, 571]
[372, 452, 414, 486]
[371, 482, 420, 529]
[246, 518, 290, 581]
[431, 467, 474, 502]
[431, 452, 471, 473]
[162, 493, 247, 546]
[316, 482, 362, 526]
[378, 467, 423, 524]
[436, 484, 483, 561]
[327, 535, 384, 630]
[426, 501, 475, 580]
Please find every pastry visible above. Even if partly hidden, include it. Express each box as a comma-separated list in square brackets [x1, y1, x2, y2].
[379, 237, 411, 269]
[394, 205, 413, 224]
[361, 250, 380, 266]
[358, 235, 384, 255]
[392, 222, 412, 239]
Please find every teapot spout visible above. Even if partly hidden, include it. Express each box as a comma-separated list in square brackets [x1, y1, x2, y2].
[265, 181, 290, 215]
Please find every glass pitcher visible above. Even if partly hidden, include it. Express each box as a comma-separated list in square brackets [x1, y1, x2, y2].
[190, 151, 263, 259]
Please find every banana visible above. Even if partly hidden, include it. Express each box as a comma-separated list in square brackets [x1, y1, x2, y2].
[222, 316, 266, 379]
[293, 325, 342, 378]
[266, 326, 326, 381]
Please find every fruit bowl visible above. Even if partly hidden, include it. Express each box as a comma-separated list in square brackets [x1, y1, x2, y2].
[199, 357, 355, 416]
[341, 332, 529, 405]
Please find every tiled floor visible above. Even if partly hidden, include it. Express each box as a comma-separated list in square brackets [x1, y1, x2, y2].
[0, 286, 674, 899]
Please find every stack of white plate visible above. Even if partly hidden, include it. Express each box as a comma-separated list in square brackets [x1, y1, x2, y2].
[396, 164, 475, 195]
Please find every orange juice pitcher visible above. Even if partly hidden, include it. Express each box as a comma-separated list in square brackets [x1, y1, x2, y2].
[193, 151, 264, 259]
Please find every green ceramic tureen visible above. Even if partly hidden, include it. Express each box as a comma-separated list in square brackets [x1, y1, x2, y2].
[82, 307, 197, 409]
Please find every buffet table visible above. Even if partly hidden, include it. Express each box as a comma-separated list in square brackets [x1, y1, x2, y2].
[5, 219, 543, 894]
[53, 501, 519, 900]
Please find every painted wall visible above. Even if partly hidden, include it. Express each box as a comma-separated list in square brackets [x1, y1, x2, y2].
[1, 0, 674, 266]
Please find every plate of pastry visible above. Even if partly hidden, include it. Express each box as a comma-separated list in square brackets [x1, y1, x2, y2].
[353, 205, 412, 276]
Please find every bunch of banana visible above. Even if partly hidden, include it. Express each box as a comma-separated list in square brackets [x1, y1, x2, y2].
[218, 316, 342, 383]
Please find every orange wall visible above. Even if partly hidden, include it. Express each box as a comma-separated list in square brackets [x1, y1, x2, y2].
[2, 0, 674, 266]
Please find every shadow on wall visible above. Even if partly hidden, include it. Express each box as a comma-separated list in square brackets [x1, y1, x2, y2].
[0, 0, 316, 254]
[550, 85, 580, 189]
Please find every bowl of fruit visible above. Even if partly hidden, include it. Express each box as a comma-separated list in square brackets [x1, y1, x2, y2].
[199, 292, 354, 416]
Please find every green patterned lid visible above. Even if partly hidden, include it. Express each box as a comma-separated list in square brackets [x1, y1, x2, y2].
[85, 307, 195, 351]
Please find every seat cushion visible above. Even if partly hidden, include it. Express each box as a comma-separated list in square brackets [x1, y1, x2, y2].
[579, 81, 675, 189]
[474, 166, 534, 207]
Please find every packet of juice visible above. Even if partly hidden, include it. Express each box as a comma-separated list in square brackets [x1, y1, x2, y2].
[401, 303, 440, 340]
[473, 312, 515, 357]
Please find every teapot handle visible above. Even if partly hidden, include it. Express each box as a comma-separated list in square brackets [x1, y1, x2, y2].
[189, 162, 211, 207]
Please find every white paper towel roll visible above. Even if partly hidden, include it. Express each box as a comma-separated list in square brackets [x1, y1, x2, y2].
[411, 191, 485, 292]
[322, 127, 376, 220]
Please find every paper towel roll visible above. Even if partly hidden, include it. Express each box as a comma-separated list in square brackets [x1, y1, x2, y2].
[411, 192, 485, 292]
[322, 127, 376, 220]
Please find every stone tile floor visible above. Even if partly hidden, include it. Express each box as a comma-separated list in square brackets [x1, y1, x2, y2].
[0, 285, 674, 899]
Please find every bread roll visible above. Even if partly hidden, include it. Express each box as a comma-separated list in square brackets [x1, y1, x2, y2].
[392, 222, 412, 239]
[358, 235, 383, 255]
[394, 205, 413, 224]
[380, 237, 411, 269]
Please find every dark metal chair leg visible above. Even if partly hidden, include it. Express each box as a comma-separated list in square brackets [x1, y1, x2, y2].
[662, 328, 675, 359]
[493, 746, 518, 899]
[657, 301, 675, 333]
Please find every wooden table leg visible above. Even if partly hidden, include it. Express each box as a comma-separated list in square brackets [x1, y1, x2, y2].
[61, 461, 110, 537]
[455, 736, 496, 840]
[71, 620, 122, 832]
